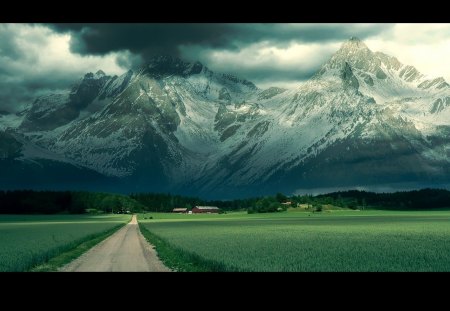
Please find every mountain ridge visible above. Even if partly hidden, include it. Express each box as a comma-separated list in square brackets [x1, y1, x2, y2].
[1, 38, 450, 199]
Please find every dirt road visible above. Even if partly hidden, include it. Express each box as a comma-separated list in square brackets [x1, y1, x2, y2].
[60, 215, 170, 272]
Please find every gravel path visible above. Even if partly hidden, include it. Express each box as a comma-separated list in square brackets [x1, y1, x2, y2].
[60, 215, 170, 272]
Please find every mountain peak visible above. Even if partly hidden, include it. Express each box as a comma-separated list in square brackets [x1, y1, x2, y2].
[340, 36, 369, 52]
[315, 37, 375, 77]
[95, 70, 106, 77]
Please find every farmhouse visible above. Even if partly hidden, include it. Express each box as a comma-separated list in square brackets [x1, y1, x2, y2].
[172, 208, 188, 213]
[281, 201, 292, 206]
[192, 206, 220, 214]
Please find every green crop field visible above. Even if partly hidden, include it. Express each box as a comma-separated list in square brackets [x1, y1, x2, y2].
[139, 210, 450, 271]
[0, 214, 130, 272]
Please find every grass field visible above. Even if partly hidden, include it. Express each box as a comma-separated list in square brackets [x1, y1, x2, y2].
[0, 214, 130, 272]
[139, 210, 450, 272]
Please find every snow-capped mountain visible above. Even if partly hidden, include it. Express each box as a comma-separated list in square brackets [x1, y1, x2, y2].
[1, 38, 450, 198]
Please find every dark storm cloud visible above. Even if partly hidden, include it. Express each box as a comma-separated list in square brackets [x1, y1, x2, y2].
[45, 23, 393, 87]
[231, 23, 393, 45]
[48, 23, 393, 62]
[0, 26, 53, 111]
[0, 71, 80, 113]
[0, 24, 124, 113]
[0, 31, 25, 61]
[0, 23, 395, 113]
[48, 23, 239, 60]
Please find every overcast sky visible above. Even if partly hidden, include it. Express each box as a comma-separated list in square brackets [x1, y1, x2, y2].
[1, 23, 450, 112]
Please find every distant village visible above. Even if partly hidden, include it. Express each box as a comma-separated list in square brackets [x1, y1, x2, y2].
[172, 206, 220, 214]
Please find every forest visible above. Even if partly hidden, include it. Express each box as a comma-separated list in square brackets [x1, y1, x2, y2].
[131, 188, 450, 213]
[1, 188, 449, 214]
[0, 191, 145, 214]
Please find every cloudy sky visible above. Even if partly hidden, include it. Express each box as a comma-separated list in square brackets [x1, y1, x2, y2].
[1, 23, 450, 112]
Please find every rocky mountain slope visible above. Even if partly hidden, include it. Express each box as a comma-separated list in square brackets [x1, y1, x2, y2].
[1, 38, 450, 198]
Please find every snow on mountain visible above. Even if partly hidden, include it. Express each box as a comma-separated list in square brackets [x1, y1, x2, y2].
[2, 39, 450, 198]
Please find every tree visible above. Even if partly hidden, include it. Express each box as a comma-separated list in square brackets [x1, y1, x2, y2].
[313, 203, 322, 212]
[253, 196, 282, 213]
[276, 192, 287, 203]
[113, 196, 122, 213]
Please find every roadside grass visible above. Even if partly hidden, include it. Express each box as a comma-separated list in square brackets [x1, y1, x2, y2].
[0, 214, 130, 272]
[30, 223, 126, 272]
[139, 223, 229, 272]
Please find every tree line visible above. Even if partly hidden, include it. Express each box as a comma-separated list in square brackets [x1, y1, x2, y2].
[316, 188, 450, 210]
[0, 190, 145, 214]
[1, 188, 449, 214]
[132, 189, 450, 213]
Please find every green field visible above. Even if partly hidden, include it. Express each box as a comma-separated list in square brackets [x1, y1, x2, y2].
[139, 210, 450, 271]
[0, 214, 130, 272]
